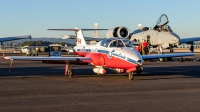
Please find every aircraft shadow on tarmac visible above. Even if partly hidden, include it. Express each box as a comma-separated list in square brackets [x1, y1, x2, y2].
[0, 63, 200, 80]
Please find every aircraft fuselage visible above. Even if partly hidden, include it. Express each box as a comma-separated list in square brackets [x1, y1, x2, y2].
[73, 40, 143, 71]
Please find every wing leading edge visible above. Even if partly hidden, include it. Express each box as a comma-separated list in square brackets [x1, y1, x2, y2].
[0, 35, 32, 42]
[142, 53, 194, 60]
[180, 37, 200, 43]
[4, 56, 91, 62]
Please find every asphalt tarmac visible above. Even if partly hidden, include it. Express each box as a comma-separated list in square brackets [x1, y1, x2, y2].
[0, 56, 200, 112]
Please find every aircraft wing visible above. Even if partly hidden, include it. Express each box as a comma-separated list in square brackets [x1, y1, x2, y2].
[142, 53, 194, 60]
[180, 37, 200, 43]
[0, 35, 32, 42]
[4, 56, 91, 62]
[63, 35, 105, 42]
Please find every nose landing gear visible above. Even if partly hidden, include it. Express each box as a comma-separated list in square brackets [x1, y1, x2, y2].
[128, 67, 143, 80]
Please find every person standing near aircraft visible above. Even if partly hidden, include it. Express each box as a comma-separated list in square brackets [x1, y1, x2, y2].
[136, 44, 141, 54]
[142, 40, 148, 55]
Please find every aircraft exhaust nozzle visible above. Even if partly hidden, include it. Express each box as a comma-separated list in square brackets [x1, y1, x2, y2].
[106, 27, 130, 39]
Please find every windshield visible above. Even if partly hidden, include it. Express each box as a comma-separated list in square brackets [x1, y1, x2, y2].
[155, 14, 169, 26]
[51, 46, 61, 51]
[166, 25, 173, 32]
[109, 40, 125, 47]
[101, 39, 113, 47]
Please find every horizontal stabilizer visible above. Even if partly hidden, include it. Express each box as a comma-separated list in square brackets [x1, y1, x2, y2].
[47, 28, 108, 31]
[62, 35, 104, 42]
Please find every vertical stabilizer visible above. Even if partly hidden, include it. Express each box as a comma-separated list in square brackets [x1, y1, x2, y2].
[76, 29, 87, 45]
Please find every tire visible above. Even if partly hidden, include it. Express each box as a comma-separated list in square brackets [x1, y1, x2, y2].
[128, 72, 134, 80]
[68, 67, 73, 77]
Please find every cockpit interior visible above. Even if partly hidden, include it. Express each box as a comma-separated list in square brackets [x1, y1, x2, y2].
[100, 38, 133, 48]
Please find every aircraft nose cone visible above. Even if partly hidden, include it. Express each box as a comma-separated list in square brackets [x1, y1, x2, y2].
[136, 59, 143, 66]
[176, 37, 180, 42]
[171, 32, 180, 44]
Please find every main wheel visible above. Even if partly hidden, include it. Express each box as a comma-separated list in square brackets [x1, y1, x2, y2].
[68, 66, 73, 77]
[128, 72, 134, 80]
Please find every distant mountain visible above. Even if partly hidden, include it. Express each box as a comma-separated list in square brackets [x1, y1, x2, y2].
[6, 37, 76, 45]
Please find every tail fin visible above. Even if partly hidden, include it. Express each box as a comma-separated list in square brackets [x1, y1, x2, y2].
[76, 29, 87, 45]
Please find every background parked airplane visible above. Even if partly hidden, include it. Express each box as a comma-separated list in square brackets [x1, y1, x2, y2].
[4, 28, 194, 80]
[63, 14, 200, 53]
[129, 14, 200, 53]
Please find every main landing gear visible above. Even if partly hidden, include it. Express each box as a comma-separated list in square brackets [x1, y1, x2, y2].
[157, 45, 164, 54]
[169, 44, 174, 53]
[65, 62, 73, 77]
[128, 72, 134, 80]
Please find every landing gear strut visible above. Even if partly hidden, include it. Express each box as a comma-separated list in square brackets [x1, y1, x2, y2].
[157, 45, 164, 54]
[169, 44, 174, 53]
[128, 72, 134, 80]
[65, 62, 73, 77]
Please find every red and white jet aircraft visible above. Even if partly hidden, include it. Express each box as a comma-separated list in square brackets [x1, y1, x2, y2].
[4, 28, 194, 80]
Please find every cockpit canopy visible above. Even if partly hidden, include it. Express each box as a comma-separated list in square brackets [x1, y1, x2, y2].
[100, 38, 133, 48]
[153, 14, 173, 32]
[155, 14, 169, 26]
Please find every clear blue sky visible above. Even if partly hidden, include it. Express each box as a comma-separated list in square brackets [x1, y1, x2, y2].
[0, 0, 200, 38]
